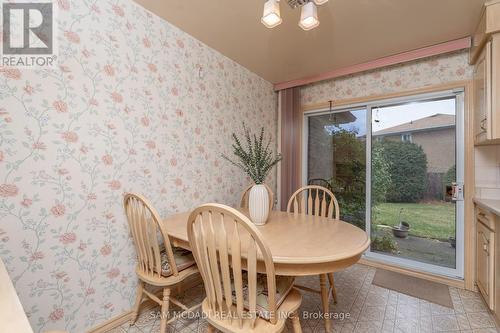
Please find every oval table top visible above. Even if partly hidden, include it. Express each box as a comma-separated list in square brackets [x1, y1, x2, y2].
[162, 209, 370, 276]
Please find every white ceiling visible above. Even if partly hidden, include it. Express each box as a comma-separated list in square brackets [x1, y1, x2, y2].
[134, 0, 486, 84]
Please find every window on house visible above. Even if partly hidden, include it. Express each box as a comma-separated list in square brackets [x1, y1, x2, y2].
[401, 133, 412, 142]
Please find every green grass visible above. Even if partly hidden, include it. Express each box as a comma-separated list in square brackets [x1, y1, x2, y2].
[373, 202, 455, 240]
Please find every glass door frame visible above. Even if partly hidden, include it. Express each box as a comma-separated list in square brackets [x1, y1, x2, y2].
[302, 88, 465, 279]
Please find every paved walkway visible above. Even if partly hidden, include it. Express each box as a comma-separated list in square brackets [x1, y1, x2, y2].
[374, 233, 456, 268]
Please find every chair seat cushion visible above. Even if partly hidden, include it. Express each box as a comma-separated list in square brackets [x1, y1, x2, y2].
[231, 272, 294, 320]
[159, 247, 196, 277]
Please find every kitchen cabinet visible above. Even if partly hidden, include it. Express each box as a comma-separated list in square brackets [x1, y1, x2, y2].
[471, 1, 500, 145]
[474, 199, 500, 326]
[473, 41, 491, 143]
[476, 208, 495, 309]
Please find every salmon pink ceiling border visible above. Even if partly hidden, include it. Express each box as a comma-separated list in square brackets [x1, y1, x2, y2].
[274, 37, 471, 91]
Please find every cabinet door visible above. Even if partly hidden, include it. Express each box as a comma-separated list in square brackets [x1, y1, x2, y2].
[477, 222, 488, 296]
[473, 41, 492, 143]
[492, 34, 500, 139]
[477, 221, 494, 309]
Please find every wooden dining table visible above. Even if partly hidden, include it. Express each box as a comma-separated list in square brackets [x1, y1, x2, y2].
[161, 208, 369, 330]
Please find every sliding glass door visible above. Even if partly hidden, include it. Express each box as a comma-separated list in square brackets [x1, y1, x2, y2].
[303, 90, 464, 278]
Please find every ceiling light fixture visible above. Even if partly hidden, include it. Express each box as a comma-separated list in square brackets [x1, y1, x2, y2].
[261, 0, 282, 28]
[261, 0, 327, 31]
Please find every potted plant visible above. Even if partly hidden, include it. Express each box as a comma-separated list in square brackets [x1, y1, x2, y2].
[392, 208, 410, 238]
[222, 124, 282, 225]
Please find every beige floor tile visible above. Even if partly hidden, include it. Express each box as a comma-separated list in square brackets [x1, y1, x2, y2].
[396, 304, 419, 321]
[382, 319, 395, 333]
[109, 264, 490, 333]
[456, 313, 471, 330]
[470, 328, 500, 333]
[361, 305, 386, 321]
[458, 289, 482, 300]
[384, 304, 397, 320]
[297, 318, 320, 333]
[394, 317, 419, 333]
[461, 298, 489, 313]
[453, 301, 466, 314]
[431, 303, 456, 316]
[466, 312, 496, 329]
[354, 320, 383, 333]
[418, 316, 432, 333]
[397, 294, 419, 307]
[365, 292, 389, 307]
[419, 301, 432, 317]
[340, 322, 356, 333]
[431, 314, 460, 331]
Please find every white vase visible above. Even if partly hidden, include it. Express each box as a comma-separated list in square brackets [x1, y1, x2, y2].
[249, 184, 270, 226]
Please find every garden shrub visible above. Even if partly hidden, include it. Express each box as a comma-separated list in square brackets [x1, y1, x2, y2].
[328, 129, 366, 230]
[443, 164, 456, 185]
[371, 225, 398, 253]
[380, 140, 428, 203]
[371, 143, 391, 205]
[371, 235, 398, 253]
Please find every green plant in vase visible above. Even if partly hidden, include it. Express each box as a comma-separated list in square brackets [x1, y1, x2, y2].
[222, 123, 282, 225]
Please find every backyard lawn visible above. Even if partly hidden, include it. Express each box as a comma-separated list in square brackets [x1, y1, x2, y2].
[372, 202, 455, 240]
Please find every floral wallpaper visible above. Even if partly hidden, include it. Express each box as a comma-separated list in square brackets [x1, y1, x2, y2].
[0, 1, 277, 332]
[301, 50, 473, 106]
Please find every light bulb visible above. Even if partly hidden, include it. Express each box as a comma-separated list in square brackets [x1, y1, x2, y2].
[261, 0, 282, 28]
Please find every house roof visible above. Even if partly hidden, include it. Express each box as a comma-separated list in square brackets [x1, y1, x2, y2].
[372, 114, 455, 136]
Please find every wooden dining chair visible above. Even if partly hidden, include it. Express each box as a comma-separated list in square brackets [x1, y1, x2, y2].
[286, 185, 339, 326]
[187, 203, 302, 333]
[124, 193, 200, 332]
[240, 183, 275, 211]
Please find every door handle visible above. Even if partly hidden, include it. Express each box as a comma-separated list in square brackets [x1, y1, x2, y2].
[479, 231, 490, 256]
[451, 182, 464, 201]
[483, 244, 489, 256]
[480, 230, 489, 244]
[480, 118, 487, 131]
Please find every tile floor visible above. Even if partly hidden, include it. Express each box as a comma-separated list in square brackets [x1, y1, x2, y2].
[107, 264, 499, 333]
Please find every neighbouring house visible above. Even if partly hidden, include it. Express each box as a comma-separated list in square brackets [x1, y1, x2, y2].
[373, 113, 456, 200]
[373, 113, 455, 174]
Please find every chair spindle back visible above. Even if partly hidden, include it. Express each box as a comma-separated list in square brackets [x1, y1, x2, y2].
[187, 204, 278, 328]
[286, 185, 340, 220]
[124, 193, 178, 278]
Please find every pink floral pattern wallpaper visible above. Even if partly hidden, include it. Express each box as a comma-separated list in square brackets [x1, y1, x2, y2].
[0, 1, 277, 332]
[301, 50, 473, 106]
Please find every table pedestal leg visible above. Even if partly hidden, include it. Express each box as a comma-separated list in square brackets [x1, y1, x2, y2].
[328, 272, 338, 304]
[319, 274, 331, 332]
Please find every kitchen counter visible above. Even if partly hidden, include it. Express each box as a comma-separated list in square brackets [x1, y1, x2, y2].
[474, 198, 500, 216]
